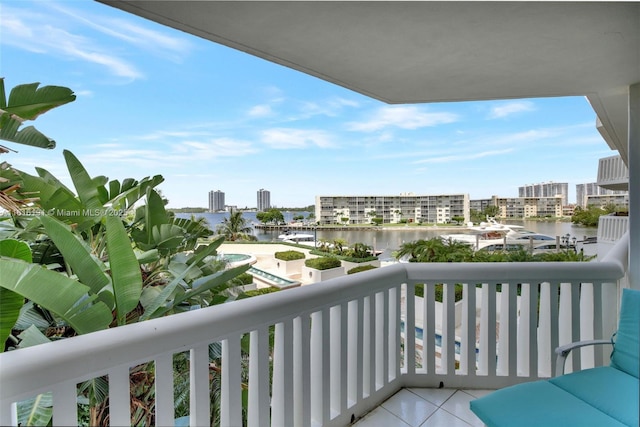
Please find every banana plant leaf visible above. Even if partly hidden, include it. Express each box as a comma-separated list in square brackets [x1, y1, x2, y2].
[14, 301, 51, 331]
[0, 258, 112, 334]
[40, 215, 114, 308]
[153, 263, 250, 318]
[0, 79, 75, 149]
[105, 215, 142, 325]
[139, 241, 222, 321]
[64, 150, 103, 211]
[0, 239, 31, 352]
[17, 392, 53, 427]
[17, 324, 51, 348]
[3, 80, 75, 120]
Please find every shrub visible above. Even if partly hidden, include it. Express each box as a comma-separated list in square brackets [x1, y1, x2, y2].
[239, 287, 280, 299]
[274, 250, 306, 261]
[305, 257, 342, 270]
[414, 283, 464, 302]
[347, 264, 378, 274]
[232, 272, 254, 285]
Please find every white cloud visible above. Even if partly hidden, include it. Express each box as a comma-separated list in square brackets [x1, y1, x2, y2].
[260, 128, 335, 149]
[180, 138, 258, 158]
[488, 101, 535, 119]
[248, 105, 274, 117]
[413, 148, 515, 164]
[347, 106, 458, 132]
[1, 5, 143, 80]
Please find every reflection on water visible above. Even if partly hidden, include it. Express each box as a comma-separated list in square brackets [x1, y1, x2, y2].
[177, 212, 598, 252]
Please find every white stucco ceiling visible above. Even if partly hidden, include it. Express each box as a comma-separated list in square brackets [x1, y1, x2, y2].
[98, 1, 640, 158]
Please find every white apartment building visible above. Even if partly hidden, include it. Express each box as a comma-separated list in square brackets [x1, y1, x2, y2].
[208, 190, 225, 212]
[315, 193, 469, 225]
[256, 188, 271, 212]
[576, 182, 628, 208]
[585, 193, 630, 210]
[492, 195, 563, 218]
[519, 182, 568, 206]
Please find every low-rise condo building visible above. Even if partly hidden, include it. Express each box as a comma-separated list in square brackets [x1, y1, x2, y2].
[315, 193, 470, 225]
[492, 195, 563, 218]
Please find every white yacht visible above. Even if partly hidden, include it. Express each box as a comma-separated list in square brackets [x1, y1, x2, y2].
[278, 231, 316, 247]
[441, 217, 557, 251]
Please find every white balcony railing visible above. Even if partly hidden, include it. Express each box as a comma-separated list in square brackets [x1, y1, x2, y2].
[597, 155, 629, 191]
[0, 244, 627, 427]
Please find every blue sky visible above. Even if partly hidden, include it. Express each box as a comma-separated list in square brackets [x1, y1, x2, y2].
[1, 0, 614, 209]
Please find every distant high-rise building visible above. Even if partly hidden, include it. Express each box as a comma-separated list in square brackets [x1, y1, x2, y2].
[576, 183, 627, 208]
[518, 182, 568, 206]
[208, 190, 225, 212]
[257, 189, 271, 212]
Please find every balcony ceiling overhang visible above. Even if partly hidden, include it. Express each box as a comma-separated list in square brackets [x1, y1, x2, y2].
[99, 1, 640, 158]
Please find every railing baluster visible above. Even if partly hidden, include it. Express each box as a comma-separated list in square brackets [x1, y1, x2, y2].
[441, 283, 456, 375]
[528, 283, 539, 378]
[549, 282, 560, 376]
[310, 309, 330, 423]
[375, 291, 387, 389]
[486, 283, 497, 376]
[109, 367, 130, 426]
[52, 382, 77, 426]
[294, 315, 312, 427]
[329, 304, 348, 415]
[461, 283, 477, 377]
[221, 336, 242, 427]
[538, 283, 552, 377]
[592, 282, 605, 367]
[190, 344, 210, 427]
[390, 286, 401, 382]
[272, 320, 294, 427]
[405, 283, 416, 376]
[580, 283, 595, 369]
[347, 299, 359, 407]
[502, 283, 518, 377]
[424, 283, 436, 375]
[355, 298, 364, 403]
[570, 282, 582, 372]
[155, 353, 175, 426]
[362, 295, 375, 397]
[248, 327, 271, 427]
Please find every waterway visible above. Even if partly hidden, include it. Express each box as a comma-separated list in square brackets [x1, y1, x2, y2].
[177, 212, 598, 255]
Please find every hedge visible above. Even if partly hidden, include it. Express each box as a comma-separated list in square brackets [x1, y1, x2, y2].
[239, 287, 280, 298]
[347, 264, 378, 274]
[274, 250, 306, 261]
[304, 257, 342, 270]
[414, 283, 464, 302]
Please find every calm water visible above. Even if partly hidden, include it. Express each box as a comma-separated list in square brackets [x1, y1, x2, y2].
[177, 211, 598, 254]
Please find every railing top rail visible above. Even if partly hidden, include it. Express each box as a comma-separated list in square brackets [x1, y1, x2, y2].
[0, 260, 625, 402]
[405, 261, 624, 283]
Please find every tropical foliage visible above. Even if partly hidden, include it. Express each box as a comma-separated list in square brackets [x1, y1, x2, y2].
[255, 208, 284, 224]
[216, 208, 256, 241]
[571, 204, 626, 227]
[0, 81, 253, 426]
[396, 237, 592, 263]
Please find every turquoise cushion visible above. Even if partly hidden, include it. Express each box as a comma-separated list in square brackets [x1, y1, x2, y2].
[550, 366, 639, 427]
[610, 288, 640, 378]
[470, 381, 627, 427]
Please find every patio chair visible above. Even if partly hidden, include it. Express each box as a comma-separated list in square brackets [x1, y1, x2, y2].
[470, 288, 639, 427]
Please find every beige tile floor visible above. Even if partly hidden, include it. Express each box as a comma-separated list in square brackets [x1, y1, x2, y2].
[352, 388, 493, 426]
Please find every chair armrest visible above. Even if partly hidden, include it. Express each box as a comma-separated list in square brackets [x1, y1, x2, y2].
[554, 339, 612, 377]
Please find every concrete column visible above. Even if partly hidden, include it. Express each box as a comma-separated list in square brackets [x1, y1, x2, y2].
[629, 83, 639, 290]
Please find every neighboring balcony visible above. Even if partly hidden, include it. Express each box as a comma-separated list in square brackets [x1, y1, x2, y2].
[0, 237, 628, 427]
[597, 155, 629, 191]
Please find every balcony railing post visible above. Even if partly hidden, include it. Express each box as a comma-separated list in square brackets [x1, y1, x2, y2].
[248, 326, 270, 427]
[155, 352, 175, 426]
[190, 344, 211, 427]
[221, 336, 242, 427]
[294, 314, 312, 427]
